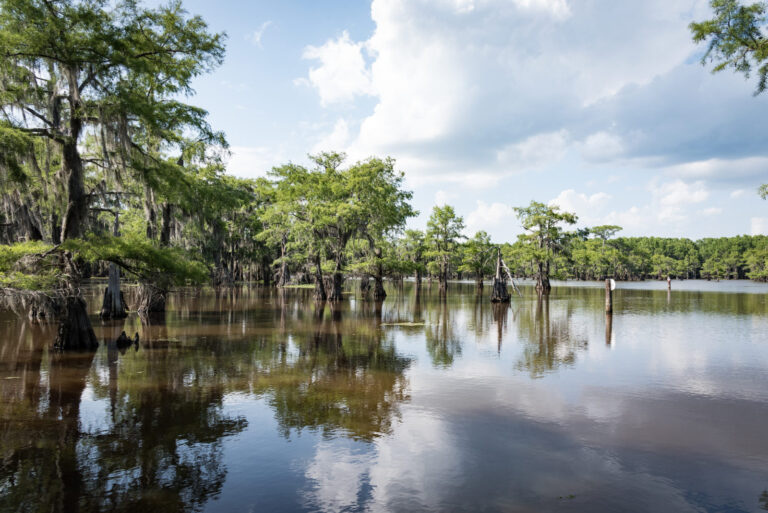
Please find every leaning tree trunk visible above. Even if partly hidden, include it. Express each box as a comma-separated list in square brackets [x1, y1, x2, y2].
[54, 295, 99, 351]
[490, 249, 510, 303]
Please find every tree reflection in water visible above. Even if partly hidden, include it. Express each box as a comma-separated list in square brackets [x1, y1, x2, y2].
[0, 316, 246, 513]
[514, 296, 589, 377]
[425, 298, 462, 367]
[258, 299, 411, 442]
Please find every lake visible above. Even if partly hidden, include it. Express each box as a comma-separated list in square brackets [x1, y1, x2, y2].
[1, 280, 767, 512]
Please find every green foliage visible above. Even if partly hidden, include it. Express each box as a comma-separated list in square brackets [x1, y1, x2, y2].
[64, 235, 207, 285]
[459, 231, 494, 278]
[690, 0, 768, 94]
[0, 241, 60, 290]
[424, 205, 465, 281]
[514, 201, 577, 285]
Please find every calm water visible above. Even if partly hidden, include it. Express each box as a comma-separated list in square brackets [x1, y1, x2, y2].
[1, 281, 768, 512]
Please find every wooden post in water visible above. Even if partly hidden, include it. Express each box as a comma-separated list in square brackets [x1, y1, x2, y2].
[605, 311, 613, 346]
[605, 279, 613, 314]
[667, 276, 671, 290]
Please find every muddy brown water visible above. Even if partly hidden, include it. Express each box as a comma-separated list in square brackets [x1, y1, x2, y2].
[1, 280, 767, 512]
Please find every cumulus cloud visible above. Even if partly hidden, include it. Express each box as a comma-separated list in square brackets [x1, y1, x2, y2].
[299, 31, 374, 106]
[295, 0, 768, 237]
[549, 189, 610, 214]
[465, 201, 517, 237]
[496, 130, 569, 170]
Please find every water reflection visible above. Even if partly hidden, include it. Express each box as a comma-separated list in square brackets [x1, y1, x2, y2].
[0, 281, 767, 512]
[514, 297, 589, 377]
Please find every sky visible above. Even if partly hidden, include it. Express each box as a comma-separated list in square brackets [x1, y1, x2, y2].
[177, 0, 768, 242]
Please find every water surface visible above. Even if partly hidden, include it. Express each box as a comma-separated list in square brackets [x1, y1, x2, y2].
[1, 281, 767, 512]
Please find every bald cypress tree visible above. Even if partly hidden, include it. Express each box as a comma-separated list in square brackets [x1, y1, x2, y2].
[0, 0, 225, 348]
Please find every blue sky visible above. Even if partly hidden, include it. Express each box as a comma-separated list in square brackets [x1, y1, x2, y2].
[180, 0, 768, 242]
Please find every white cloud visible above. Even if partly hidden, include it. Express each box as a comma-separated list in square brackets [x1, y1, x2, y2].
[730, 189, 746, 199]
[512, 0, 571, 20]
[299, 31, 374, 106]
[226, 146, 284, 178]
[752, 217, 768, 235]
[580, 131, 624, 162]
[312, 118, 351, 153]
[465, 201, 516, 236]
[434, 189, 457, 206]
[549, 189, 610, 216]
[652, 179, 709, 207]
[699, 207, 722, 216]
[496, 130, 569, 169]
[249, 21, 272, 48]
[663, 157, 768, 182]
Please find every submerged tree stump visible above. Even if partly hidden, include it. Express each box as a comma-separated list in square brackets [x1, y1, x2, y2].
[489, 248, 510, 303]
[53, 296, 98, 351]
[490, 277, 510, 303]
[100, 286, 127, 319]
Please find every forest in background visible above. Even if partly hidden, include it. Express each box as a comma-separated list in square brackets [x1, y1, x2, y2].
[0, 0, 766, 350]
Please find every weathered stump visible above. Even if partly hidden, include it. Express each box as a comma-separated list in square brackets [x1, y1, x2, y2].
[53, 296, 98, 351]
[100, 285, 127, 319]
[490, 277, 510, 303]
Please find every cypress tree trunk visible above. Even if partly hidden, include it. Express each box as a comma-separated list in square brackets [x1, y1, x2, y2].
[328, 271, 344, 301]
[277, 234, 288, 287]
[438, 272, 447, 294]
[54, 296, 98, 350]
[136, 284, 166, 317]
[414, 269, 422, 290]
[100, 215, 127, 319]
[535, 262, 551, 295]
[373, 275, 386, 301]
[360, 275, 371, 300]
[313, 256, 327, 301]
